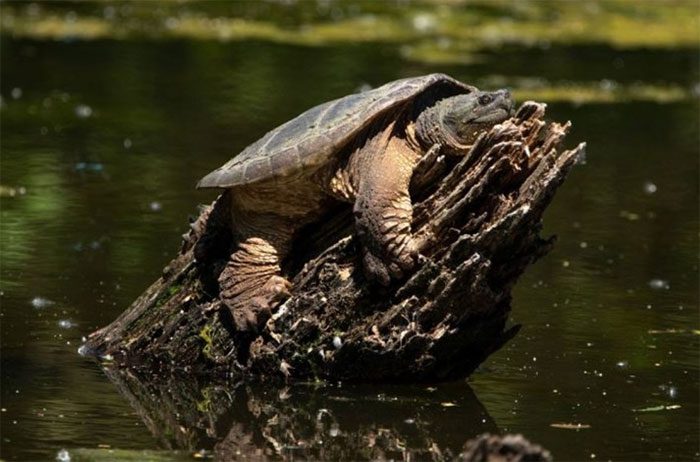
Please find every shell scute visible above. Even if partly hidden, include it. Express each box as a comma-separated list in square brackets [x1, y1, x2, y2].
[270, 151, 294, 176]
[244, 157, 272, 183]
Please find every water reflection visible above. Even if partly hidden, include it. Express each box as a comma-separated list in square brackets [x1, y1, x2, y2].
[101, 367, 497, 460]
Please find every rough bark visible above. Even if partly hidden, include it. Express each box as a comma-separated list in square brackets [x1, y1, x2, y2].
[82, 101, 584, 382]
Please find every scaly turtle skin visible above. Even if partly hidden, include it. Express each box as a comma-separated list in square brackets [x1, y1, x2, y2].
[198, 73, 514, 332]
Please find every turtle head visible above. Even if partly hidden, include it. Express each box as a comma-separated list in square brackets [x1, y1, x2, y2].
[417, 89, 514, 150]
[441, 89, 514, 145]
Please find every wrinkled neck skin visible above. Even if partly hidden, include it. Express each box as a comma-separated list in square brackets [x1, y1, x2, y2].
[413, 101, 474, 156]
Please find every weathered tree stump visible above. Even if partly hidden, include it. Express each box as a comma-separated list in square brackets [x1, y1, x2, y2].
[82, 101, 584, 382]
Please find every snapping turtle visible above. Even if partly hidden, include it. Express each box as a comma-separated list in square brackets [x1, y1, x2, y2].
[198, 73, 514, 331]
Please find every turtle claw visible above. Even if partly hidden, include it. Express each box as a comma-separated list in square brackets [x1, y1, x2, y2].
[232, 305, 264, 333]
[361, 237, 417, 286]
[246, 275, 292, 330]
[395, 237, 418, 272]
[219, 245, 293, 333]
[262, 275, 292, 304]
[387, 262, 404, 281]
[362, 249, 391, 286]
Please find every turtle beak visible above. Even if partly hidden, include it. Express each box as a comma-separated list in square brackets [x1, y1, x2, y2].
[498, 89, 515, 117]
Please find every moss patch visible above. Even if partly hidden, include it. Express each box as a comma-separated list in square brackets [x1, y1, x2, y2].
[198, 323, 215, 361]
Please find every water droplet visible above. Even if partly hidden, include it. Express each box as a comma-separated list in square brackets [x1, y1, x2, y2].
[329, 424, 340, 437]
[74, 104, 93, 118]
[58, 320, 75, 329]
[643, 181, 657, 194]
[648, 279, 669, 290]
[56, 448, 71, 461]
[31, 297, 54, 309]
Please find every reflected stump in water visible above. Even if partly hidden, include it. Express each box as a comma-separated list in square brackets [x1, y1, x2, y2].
[82, 102, 584, 382]
[101, 366, 551, 461]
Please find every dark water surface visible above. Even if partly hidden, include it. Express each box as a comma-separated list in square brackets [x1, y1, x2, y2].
[1, 36, 698, 461]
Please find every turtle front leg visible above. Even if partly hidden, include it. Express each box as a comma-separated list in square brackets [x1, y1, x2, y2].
[219, 237, 292, 332]
[353, 136, 420, 285]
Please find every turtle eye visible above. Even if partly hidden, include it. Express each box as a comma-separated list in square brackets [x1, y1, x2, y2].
[478, 94, 493, 105]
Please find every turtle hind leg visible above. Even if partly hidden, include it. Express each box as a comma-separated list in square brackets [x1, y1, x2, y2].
[218, 237, 292, 332]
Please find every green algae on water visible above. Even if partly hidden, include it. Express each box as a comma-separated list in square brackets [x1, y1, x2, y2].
[2, 0, 697, 53]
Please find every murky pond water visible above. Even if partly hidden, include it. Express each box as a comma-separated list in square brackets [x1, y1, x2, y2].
[1, 4, 699, 460]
